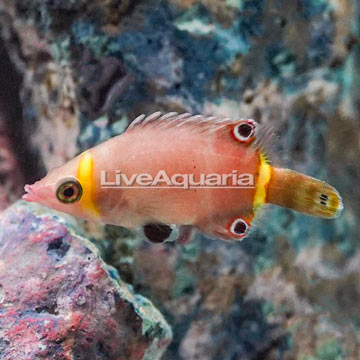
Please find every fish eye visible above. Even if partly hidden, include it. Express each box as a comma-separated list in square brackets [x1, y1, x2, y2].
[233, 120, 256, 142]
[56, 179, 83, 204]
[229, 218, 249, 238]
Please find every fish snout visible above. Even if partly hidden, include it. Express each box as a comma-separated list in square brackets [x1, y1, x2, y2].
[22, 182, 50, 203]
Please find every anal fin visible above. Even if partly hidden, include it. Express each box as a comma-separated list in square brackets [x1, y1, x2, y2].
[196, 214, 253, 242]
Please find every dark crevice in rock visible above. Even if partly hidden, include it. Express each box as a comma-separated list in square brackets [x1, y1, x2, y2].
[96, 340, 111, 358]
[0, 339, 10, 356]
[47, 236, 71, 260]
[35, 302, 59, 315]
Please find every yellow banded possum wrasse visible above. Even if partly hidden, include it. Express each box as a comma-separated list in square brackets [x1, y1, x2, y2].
[23, 112, 343, 244]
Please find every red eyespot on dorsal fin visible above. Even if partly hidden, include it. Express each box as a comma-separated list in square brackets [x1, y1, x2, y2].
[231, 118, 276, 163]
[126, 112, 274, 163]
[231, 120, 257, 144]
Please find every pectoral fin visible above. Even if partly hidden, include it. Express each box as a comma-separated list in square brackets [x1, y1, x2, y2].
[178, 225, 197, 244]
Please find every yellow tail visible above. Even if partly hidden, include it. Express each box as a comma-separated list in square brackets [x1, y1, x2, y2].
[266, 168, 343, 219]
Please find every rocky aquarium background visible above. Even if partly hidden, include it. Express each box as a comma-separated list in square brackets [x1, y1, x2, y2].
[0, 0, 359, 359]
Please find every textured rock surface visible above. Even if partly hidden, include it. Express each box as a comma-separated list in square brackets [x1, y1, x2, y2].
[0, 201, 172, 360]
[0, 0, 359, 359]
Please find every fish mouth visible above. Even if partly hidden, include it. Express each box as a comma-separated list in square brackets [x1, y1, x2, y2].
[23, 184, 37, 202]
[22, 183, 44, 203]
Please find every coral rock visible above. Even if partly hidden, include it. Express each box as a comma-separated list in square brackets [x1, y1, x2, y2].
[0, 201, 172, 360]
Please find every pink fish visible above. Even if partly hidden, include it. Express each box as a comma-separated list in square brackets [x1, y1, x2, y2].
[23, 112, 343, 243]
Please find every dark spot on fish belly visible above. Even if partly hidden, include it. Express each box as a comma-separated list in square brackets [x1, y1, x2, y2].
[143, 223, 172, 243]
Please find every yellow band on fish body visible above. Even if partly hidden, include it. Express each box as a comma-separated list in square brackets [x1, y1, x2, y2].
[253, 153, 271, 210]
[77, 150, 99, 217]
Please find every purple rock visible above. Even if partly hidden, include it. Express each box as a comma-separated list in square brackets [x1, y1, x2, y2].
[0, 201, 172, 360]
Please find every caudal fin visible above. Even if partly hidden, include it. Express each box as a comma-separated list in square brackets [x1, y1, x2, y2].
[266, 168, 343, 219]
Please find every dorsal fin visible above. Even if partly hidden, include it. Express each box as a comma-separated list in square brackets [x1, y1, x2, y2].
[126, 111, 235, 134]
[126, 112, 276, 163]
[251, 123, 277, 164]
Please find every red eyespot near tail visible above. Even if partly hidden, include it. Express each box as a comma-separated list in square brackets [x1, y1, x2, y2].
[232, 120, 257, 143]
[228, 217, 250, 239]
